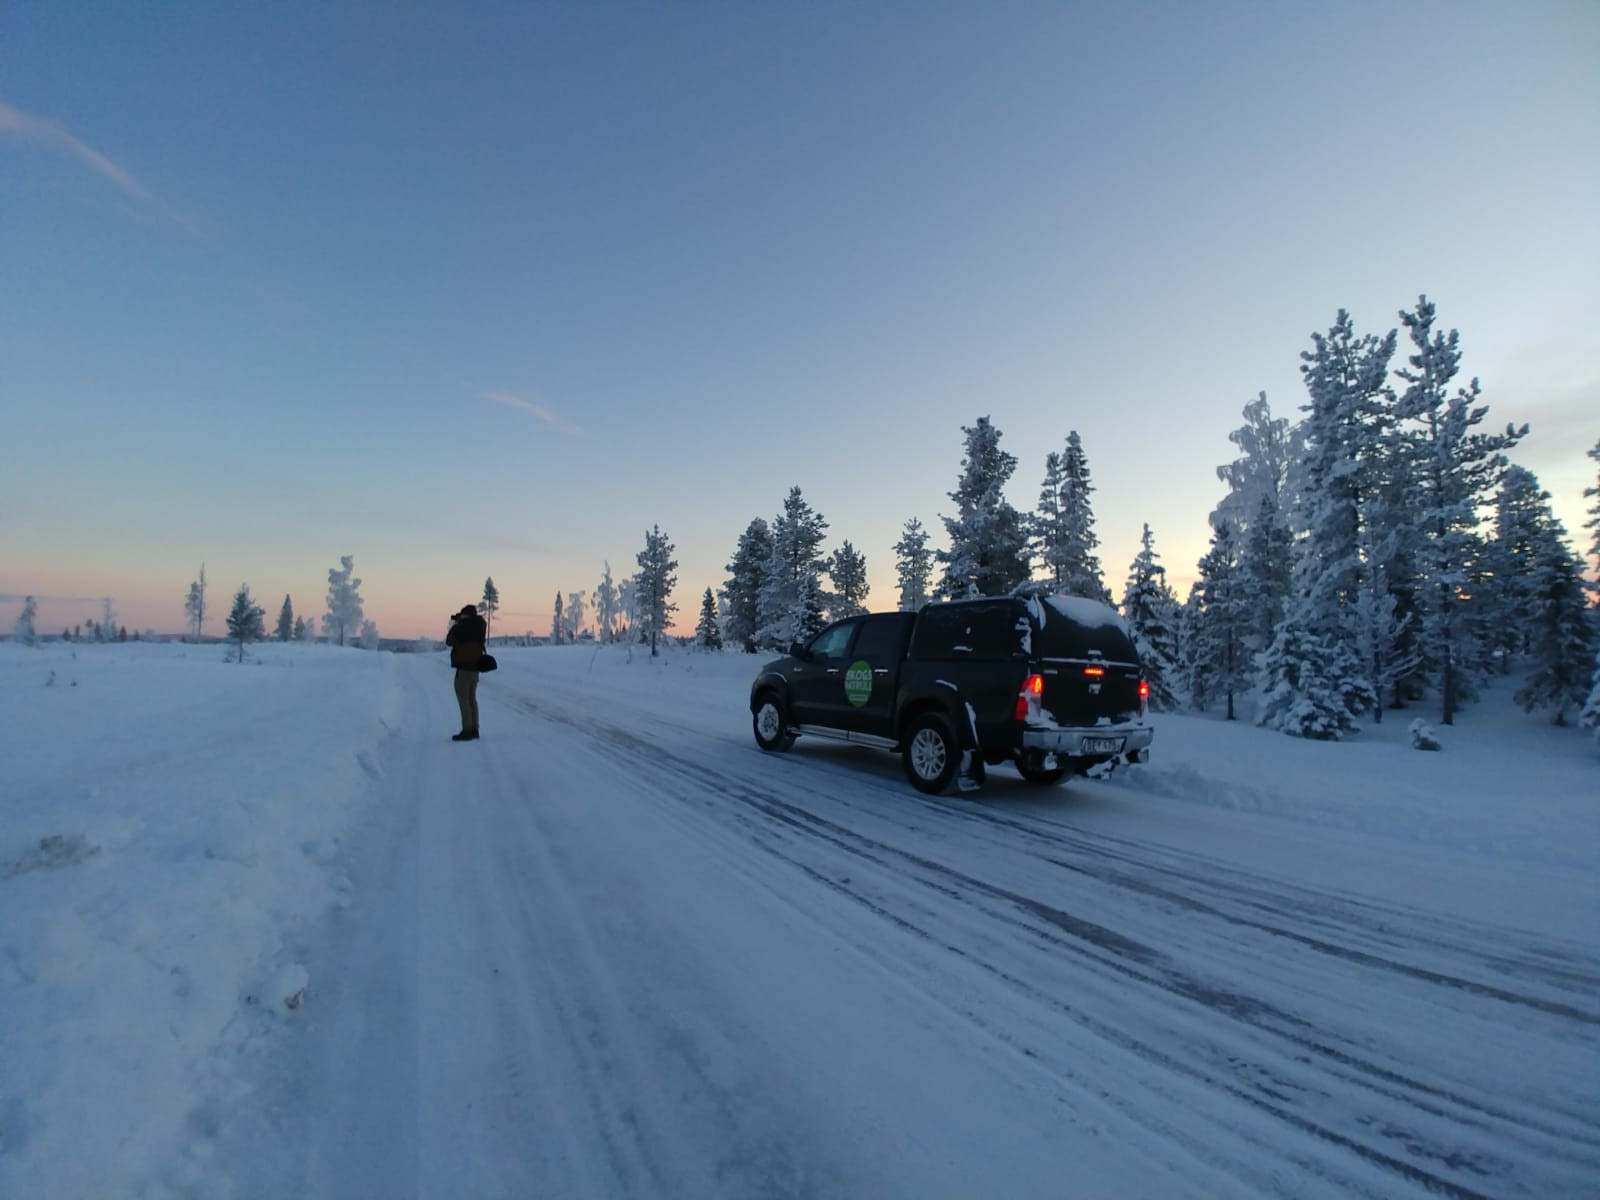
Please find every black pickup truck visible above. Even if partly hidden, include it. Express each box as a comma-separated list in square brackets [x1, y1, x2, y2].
[749, 592, 1153, 794]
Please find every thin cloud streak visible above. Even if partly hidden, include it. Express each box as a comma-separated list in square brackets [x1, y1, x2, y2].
[487, 391, 586, 436]
[0, 100, 165, 208]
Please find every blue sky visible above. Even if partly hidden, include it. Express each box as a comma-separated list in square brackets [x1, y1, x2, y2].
[3, 0, 1596, 640]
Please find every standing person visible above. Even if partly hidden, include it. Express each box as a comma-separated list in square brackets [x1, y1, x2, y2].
[446, 604, 488, 741]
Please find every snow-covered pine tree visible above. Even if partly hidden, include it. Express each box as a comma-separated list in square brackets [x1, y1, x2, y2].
[1394, 296, 1526, 723]
[756, 487, 829, 649]
[359, 620, 381, 650]
[185, 565, 207, 640]
[794, 570, 827, 645]
[1050, 431, 1112, 604]
[293, 615, 311, 642]
[826, 540, 869, 620]
[1235, 491, 1292, 680]
[551, 592, 563, 645]
[275, 595, 294, 642]
[893, 517, 934, 612]
[695, 587, 722, 649]
[1484, 466, 1550, 669]
[1582, 649, 1600, 741]
[13, 596, 38, 646]
[720, 518, 773, 653]
[1584, 438, 1600, 590]
[616, 575, 637, 643]
[937, 416, 1031, 599]
[1120, 524, 1181, 710]
[1190, 524, 1249, 719]
[1211, 392, 1301, 540]
[563, 591, 587, 642]
[1256, 310, 1393, 738]
[594, 562, 618, 644]
[481, 578, 500, 641]
[1506, 479, 1596, 724]
[226, 584, 265, 663]
[1030, 450, 1068, 588]
[1177, 582, 1206, 711]
[322, 555, 365, 647]
[635, 524, 679, 657]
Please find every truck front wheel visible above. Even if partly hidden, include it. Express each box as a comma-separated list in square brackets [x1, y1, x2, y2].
[903, 713, 960, 794]
[752, 694, 795, 752]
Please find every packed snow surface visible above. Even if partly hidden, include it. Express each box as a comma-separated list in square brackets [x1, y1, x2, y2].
[1, 639, 1596, 1198]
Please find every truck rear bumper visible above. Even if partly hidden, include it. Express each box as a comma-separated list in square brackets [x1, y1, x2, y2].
[1021, 724, 1154, 758]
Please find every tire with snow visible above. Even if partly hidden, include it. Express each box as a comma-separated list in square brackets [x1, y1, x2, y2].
[902, 712, 960, 795]
[752, 693, 795, 752]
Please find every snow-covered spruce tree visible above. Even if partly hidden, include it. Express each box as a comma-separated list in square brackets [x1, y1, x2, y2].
[720, 518, 772, 653]
[13, 596, 38, 646]
[226, 584, 265, 663]
[293, 615, 311, 642]
[756, 487, 829, 649]
[1256, 310, 1393, 738]
[551, 592, 563, 645]
[481, 578, 500, 641]
[185, 564, 207, 640]
[826, 540, 870, 621]
[1121, 524, 1181, 710]
[359, 620, 381, 650]
[635, 524, 679, 657]
[322, 555, 365, 647]
[1394, 296, 1526, 724]
[1506, 482, 1596, 724]
[894, 517, 934, 612]
[594, 561, 619, 644]
[1189, 524, 1249, 719]
[1036, 431, 1111, 603]
[695, 587, 722, 649]
[275, 594, 294, 642]
[793, 569, 827, 645]
[938, 416, 1031, 599]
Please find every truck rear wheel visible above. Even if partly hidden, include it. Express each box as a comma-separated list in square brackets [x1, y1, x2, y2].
[903, 713, 959, 794]
[752, 694, 795, 752]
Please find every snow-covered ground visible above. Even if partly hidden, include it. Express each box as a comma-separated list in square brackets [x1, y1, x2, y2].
[1, 639, 1596, 1199]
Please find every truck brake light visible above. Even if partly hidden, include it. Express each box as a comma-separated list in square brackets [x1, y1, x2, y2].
[1016, 674, 1044, 721]
[1083, 666, 1105, 677]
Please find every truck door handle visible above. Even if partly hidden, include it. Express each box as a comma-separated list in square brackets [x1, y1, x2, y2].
[825, 668, 840, 674]
[873, 669, 889, 674]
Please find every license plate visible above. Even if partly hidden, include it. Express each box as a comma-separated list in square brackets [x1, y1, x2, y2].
[1082, 736, 1125, 754]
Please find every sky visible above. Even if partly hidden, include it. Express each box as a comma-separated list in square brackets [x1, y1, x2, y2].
[2, 0, 1597, 640]
[2, 638, 1595, 1196]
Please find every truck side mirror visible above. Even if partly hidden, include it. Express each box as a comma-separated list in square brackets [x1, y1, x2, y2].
[789, 641, 809, 660]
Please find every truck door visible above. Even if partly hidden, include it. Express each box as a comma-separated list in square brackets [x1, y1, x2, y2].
[788, 618, 862, 731]
[842, 613, 914, 743]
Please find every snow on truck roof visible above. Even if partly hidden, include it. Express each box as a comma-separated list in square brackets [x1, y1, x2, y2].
[1031, 593, 1133, 639]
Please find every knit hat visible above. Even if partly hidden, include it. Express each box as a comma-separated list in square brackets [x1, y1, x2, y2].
[458, 605, 477, 617]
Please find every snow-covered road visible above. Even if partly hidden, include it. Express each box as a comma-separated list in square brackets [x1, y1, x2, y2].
[209, 649, 1597, 1200]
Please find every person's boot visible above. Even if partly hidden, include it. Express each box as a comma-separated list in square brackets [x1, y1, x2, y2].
[451, 730, 473, 742]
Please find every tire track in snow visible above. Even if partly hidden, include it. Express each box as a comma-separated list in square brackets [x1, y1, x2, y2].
[502, 687, 1600, 1200]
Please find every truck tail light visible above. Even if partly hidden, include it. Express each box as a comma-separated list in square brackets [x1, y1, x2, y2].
[1016, 673, 1043, 721]
[1139, 679, 1149, 716]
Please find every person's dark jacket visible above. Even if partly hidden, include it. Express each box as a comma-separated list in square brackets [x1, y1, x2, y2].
[446, 612, 488, 670]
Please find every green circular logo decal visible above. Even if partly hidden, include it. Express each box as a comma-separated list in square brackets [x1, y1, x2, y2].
[844, 660, 873, 707]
